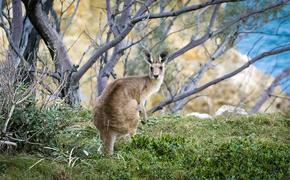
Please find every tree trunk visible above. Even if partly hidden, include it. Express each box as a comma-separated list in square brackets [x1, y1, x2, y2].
[97, 0, 131, 96]
[22, 0, 81, 105]
[20, 0, 53, 84]
[8, 0, 23, 70]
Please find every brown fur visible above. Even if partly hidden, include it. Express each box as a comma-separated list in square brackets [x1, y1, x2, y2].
[93, 52, 168, 155]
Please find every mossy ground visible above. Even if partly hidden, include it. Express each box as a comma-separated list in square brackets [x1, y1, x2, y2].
[0, 107, 289, 179]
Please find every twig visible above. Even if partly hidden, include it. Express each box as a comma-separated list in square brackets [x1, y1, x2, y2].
[0, 140, 17, 147]
[2, 104, 15, 134]
[27, 158, 45, 171]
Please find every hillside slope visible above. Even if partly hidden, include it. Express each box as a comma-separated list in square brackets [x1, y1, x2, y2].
[0, 108, 289, 179]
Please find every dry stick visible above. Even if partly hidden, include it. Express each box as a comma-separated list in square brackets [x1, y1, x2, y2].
[40, 74, 69, 109]
[270, 94, 290, 101]
[77, 31, 102, 66]
[2, 104, 15, 134]
[133, 0, 244, 22]
[0, 140, 17, 147]
[27, 158, 45, 171]
[67, 31, 84, 52]
[150, 44, 290, 113]
[7, 134, 44, 146]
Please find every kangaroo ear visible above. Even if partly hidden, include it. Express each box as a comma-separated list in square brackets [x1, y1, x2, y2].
[143, 50, 152, 64]
[159, 51, 168, 63]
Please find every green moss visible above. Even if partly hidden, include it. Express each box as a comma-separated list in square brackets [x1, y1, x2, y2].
[1, 107, 289, 179]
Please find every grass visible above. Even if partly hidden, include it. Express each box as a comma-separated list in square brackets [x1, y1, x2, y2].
[0, 107, 289, 179]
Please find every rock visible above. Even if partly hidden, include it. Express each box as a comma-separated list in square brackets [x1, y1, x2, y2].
[215, 105, 248, 116]
[186, 112, 213, 119]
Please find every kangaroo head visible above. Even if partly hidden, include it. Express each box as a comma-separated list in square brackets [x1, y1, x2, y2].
[144, 51, 168, 80]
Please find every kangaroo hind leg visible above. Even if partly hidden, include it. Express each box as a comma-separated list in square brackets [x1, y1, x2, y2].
[99, 130, 117, 155]
[125, 99, 140, 138]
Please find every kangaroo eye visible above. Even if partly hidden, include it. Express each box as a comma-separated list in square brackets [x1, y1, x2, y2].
[159, 66, 163, 70]
[150, 67, 154, 71]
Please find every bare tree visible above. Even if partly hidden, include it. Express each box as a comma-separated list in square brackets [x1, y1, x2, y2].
[18, 0, 243, 105]
[1, 0, 289, 112]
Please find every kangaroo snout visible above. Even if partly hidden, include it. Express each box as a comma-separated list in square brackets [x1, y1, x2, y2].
[153, 75, 159, 79]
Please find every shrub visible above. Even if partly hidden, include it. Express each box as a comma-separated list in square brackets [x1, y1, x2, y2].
[4, 104, 97, 155]
[186, 138, 290, 179]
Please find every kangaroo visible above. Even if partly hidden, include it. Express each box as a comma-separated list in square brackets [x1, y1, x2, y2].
[93, 51, 168, 155]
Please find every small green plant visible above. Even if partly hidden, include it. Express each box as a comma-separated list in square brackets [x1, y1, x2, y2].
[127, 134, 186, 158]
[3, 104, 97, 155]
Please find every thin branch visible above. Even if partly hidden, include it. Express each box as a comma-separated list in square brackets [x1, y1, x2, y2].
[0, 140, 17, 147]
[67, 31, 84, 52]
[239, 31, 290, 37]
[2, 104, 15, 134]
[167, 4, 221, 62]
[251, 66, 290, 113]
[132, 0, 243, 23]
[118, 18, 167, 53]
[62, 0, 76, 15]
